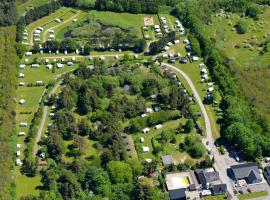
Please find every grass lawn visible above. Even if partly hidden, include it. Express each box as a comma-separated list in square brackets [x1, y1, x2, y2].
[15, 168, 42, 198]
[203, 195, 227, 200]
[238, 191, 268, 200]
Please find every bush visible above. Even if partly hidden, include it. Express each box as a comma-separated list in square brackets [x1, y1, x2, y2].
[236, 20, 248, 34]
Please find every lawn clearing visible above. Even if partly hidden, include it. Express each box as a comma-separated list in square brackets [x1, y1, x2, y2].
[203, 195, 227, 200]
[17, 0, 49, 16]
[238, 191, 268, 200]
[15, 168, 42, 198]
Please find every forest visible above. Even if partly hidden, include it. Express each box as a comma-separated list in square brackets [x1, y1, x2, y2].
[0, 0, 17, 26]
[0, 26, 17, 200]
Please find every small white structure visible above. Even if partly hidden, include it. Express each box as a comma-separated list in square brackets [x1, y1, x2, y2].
[49, 34, 55, 39]
[16, 151, 21, 157]
[19, 82, 25, 86]
[142, 147, 150, 152]
[18, 132, 26, 136]
[31, 64, 39, 68]
[201, 68, 207, 74]
[145, 159, 152, 163]
[192, 56, 199, 61]
[163, 54, 168, 58]
[73, 19, 77, 22]
[134, 54, 139, 59]
[140, 137, 145, 143]
[199, 63, 205, 67]
[37, 27, 43, 31]
[17, 144, 21, 148]
[154, 106, 161, 112]
[25, 52, 32, 56]
[19, 99, 25, 104]
[207, 82, 214, 86]
[142, 128, 150, 133]
[16, 159, 23, 166]
[45, 59, 49, 63]
[155, 28, 161, 33]
[142, 26, 148, 31]
[164, 46, 170, 51]
[155, 124, 163, 130]
[167, 42, 173, 46]
[174, 39, 180, 44]
[145, 35, 150, 39]
[18, 73, 25, 78]
[49, 113, 55, 118]
[100, 56, 105, 60]
[141, 113, 147, 118]
[207, 87, 214, 92]
[55, 18, 61, 23]
[25, 58, 29, 63]
[34, 38, 41, 42]
[165, 29, 170, 34]
[146, 107, 153, 113]
[115, 55, 119, 59]
[56, 63, 64, 68]
[46, 64, 53, 69]
[19, 122, 28, 127]
[19, 64, 26, 69]
[154, 25, 160, 29]
[34, 30, 41, 34]
[36, 81, 43, 85]
[48, 29, 54, 33]
[67, 62, 73, 66]
[183, 38, 190, 44]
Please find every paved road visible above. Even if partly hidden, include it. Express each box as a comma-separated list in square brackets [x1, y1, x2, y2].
[162, 63, 238, 200]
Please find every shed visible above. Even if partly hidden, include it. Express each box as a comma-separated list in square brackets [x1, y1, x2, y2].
[25, 52, 32, 56]
[140, 137, 145, 143]
[17, 144, 21, 148]
[174, 40, 180, 44]
[16, 151, 21, 157]
[207, 87, 214, 92]
[161, 155, 175, 166]
[192, 56, 199, 61]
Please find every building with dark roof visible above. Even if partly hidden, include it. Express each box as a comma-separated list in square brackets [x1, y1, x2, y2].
[229, 163, 262, 184]
[211, 184, 227, 196]
[195, 168, 219, 189]
[169, 188, 186, 200]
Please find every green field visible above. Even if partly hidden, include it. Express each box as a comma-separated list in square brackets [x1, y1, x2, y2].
[204, 8, 270, 126]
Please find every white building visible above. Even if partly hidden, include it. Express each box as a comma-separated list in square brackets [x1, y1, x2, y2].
[19, 99, 25, 104]
[142, 147, 150, 152]
[18, 132, 26, 136]
[18, 73, 25, 78]
[19, 122, 28, 127]
[142, 128, 150, 133]
[19, 64, 26, 69]
[155, 124, 163, 130]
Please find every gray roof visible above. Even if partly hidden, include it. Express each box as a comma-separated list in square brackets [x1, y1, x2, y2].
[211, 184, 227, 195]
[195, 169, 219, 185]
[161, 155, 174, 166]
[169, 188, 186, 200]
[231, 163, 260, 180]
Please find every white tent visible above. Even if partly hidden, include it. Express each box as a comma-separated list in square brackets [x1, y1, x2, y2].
[155, 124, 163, 130]
[18, 132, 26, 136]
[19, 99, 25, 104]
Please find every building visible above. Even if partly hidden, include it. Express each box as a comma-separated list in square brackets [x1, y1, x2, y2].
[229, 163, 262, 184]
[211, 184, 227, 196]
[195, 168, 219, 189]
[169, 188, 186, 200]
[161, 155, 175, 166]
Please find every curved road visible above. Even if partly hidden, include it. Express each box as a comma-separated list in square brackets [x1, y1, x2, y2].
[33, 69, 76, 156]
[162, 63, 237, 200]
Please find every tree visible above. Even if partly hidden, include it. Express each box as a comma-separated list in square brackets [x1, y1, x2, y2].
[134, 39, 146, 53]
[184, 119, 194, 133]
[83, 166, 111, 196]
[246, 5, 259, 19]
[126, 159, 143, 177]
[43, 41, 59, 52]
[107, 161, 133, 184]
[133, 177, 156, 200]
[16, 43, 26, 59]
[187, 143, 206, 158]
[46, 126, 64, 161]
